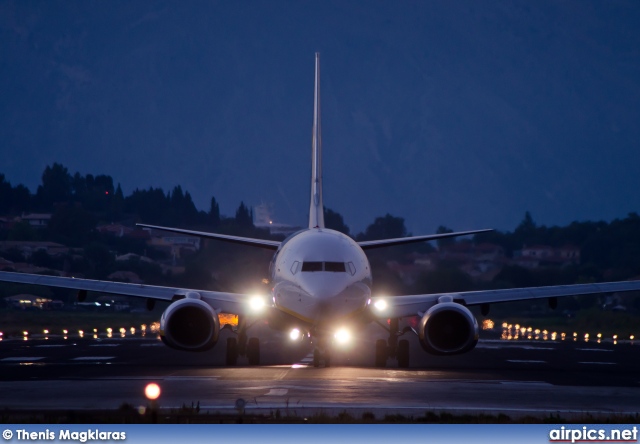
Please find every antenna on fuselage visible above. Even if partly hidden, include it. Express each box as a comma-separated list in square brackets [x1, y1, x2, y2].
[309, 52, 325, 229]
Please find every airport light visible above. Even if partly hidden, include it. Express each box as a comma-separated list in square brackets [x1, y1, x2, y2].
[43, 329, 49, 335]
[63, 329, 68, 335]
[144, 383, 161, 400]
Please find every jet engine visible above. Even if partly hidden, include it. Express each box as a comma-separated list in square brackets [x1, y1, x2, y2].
[418, 300, 479, 355]
[160, 297, 220, 351]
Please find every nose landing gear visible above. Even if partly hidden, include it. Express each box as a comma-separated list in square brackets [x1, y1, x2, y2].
[311, 336, 332, 367]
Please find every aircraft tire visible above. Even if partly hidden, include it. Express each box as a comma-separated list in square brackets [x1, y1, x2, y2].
[226, 337, 238, 366]
[375, 339, 387, 368]
[247, 337, 260, 365]
[397, 339, 410, 368]
[313, 348, 320, 367]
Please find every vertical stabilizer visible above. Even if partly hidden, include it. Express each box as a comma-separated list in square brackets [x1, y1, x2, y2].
[309, 52, 325, 229]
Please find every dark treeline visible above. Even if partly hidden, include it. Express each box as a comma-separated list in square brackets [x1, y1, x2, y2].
[1, 164, 640, 311]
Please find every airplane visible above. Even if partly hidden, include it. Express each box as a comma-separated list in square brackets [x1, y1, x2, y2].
[2, 53, 640, 368]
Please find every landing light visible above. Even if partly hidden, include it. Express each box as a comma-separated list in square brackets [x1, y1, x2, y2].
[374, 300, 387, 312]
[289, 328, 301, 341]
[334, 328, 351, 344]
[249, 296, 266, 311]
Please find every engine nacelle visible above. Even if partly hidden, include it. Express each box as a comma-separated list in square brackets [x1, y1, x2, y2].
[418, 302, 479, 355]
[160, 298, 220, 352]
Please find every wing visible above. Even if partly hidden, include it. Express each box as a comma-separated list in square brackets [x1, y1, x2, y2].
[371, 280, 640, 318]
[137, 223, 281, 250]
[358, 229, 493, 249]
[0, 271, 260, 315]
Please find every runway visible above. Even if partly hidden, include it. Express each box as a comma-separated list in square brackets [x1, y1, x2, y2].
[1, 328, 639, 419]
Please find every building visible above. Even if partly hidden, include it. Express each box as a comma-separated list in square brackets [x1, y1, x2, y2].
[20, 213, 52, 228]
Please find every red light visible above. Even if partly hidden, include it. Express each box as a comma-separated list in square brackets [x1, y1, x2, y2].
[105, 191, 109, 195]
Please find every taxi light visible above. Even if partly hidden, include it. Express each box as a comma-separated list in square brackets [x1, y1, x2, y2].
[374, 300, 387, 311]
[334, 328, 351, 344]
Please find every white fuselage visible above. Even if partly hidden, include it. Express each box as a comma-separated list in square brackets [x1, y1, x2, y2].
[270, 228, 372, 327]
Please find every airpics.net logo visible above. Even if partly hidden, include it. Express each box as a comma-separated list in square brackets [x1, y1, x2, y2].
[3, 429, 126, 442]
[549, 426, 638, 443]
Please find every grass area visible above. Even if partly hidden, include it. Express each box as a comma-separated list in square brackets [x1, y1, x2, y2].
[0, 308, 161, 336]
[1, 407, 639, 424]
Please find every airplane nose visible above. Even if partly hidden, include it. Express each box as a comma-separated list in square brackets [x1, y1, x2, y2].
[297, 274, 347, 299]
[297, 276, 369, 318]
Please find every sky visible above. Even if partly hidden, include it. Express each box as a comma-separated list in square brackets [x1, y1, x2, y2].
[1, 1, 639, 235]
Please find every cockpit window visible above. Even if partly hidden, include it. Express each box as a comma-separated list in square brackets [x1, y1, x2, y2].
[301, 262, 347, 272]
[324, 262, 346, 272]
[301, 261, 323, 272]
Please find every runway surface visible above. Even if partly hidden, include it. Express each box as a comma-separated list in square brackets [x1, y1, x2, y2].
[1, 327, 639, 418]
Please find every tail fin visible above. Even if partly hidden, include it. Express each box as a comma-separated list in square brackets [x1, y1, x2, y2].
[309, 52, 324, 229]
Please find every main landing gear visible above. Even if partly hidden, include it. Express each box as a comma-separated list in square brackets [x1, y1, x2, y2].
[375, 318, 411, 368]
[312, 346, 331, 367]
[225, 317, 261, 366]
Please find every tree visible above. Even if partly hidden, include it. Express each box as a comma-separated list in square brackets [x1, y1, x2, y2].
[35, 163, 72, 211]
[435, 225, 454, 249]
[358, 214, 407, 241]
[209, 196, 221, 228]
[48, 204, 97, 246]
[324, 208, 350, 235]
[235, 202, 253, 227]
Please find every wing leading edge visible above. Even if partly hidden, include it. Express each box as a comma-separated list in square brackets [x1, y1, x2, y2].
[136, 223, 281, 250]
[372, 279, 640, 318]
[0, 271, 258, 316]
[358, 229, 494, 249]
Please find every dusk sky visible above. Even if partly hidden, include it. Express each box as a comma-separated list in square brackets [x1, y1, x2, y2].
[1, 1, 639, 235]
